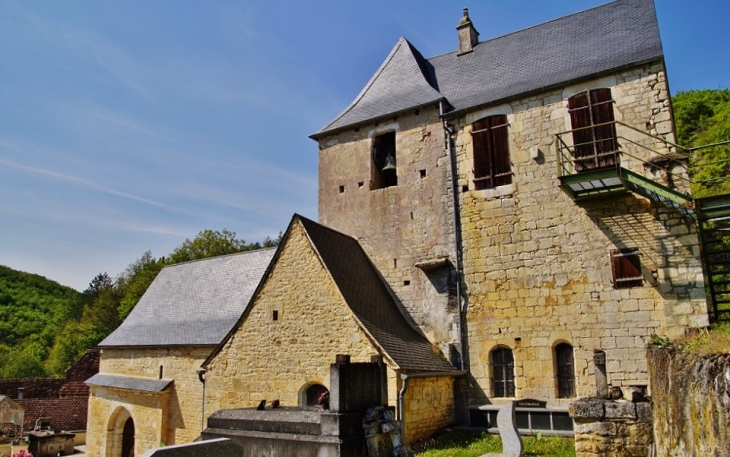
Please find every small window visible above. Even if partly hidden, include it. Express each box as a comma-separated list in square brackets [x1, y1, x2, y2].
[305, 384, 329, 407]
[372, 132, 397, 189]
[568, 89, 618, 171]
[471, 115, 511, 190]
[611, 248, 643, 289]
[555, 343, 575, 398]
[491, 346, 515, 397]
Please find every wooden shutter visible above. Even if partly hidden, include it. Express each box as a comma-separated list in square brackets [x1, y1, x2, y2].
[492, 347, 515, 397]
[556, 343, 575, 398]
[568, 89, 618, 171]
[472, 115, 510, 190]
[611, 248, 643, 289]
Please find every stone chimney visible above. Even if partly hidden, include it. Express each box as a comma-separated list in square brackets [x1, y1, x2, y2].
[457, 7, 479, 55]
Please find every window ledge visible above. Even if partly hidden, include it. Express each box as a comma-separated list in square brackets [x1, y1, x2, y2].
[474, 183, 514, 199]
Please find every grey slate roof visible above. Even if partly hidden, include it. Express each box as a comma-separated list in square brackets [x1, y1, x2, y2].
[85, 374, 173, 393]
[313, 0, 662, 137]
[99, 248, 276, 348]
[297, 216, 456, 372]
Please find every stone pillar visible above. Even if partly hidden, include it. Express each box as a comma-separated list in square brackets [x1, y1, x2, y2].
[569, 398, 653, 457]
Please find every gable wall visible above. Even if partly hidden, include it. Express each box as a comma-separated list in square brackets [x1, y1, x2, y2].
[86, 347, 210, 455]
[318, 106, 459, 355]
[451, 62, 707, 405]
[204, 221, 389, 413]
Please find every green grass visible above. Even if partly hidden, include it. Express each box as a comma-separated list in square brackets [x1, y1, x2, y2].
[677, 322, 730, 354]
[412, 430, 575, 457]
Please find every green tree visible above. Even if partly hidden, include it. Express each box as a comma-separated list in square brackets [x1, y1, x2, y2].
[168, 229, 256, 264]
[672, 89, 730, 197]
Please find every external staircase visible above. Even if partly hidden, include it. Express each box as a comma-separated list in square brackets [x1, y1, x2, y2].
[556, 121, 730, 322]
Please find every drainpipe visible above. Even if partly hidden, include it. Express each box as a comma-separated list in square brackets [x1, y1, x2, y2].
[196, 369, 206, 433]
[398, 370, 468, 451]
[440, 100, 467, 372]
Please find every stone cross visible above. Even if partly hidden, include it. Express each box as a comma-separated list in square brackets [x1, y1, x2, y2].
[481, 402, 523, 457]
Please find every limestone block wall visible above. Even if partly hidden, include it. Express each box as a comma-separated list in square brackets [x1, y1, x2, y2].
[317, 106, 459, 350]
[569, 398, 653, 457]
[451, 62, 707, 405]
[401, 376, 454, 443]
[86, 346, 211, 456]
[204, 221, 387, 413]
[86, 386, 168, 457]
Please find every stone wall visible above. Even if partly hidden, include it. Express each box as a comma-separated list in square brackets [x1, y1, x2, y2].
[569, 398, 653, 457]
[86, 346, 211, 456]
[648, 348, 730, 456]
[401, 376, 454, 443]
[317, 105, 460, 354]
[204, 220, 387, 412]
[452, 63, 707, 405]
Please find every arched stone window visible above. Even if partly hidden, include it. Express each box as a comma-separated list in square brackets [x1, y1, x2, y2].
[491, 346, 515, 398]
[555, 343, 575, 398]
[299, 382, 329, 407]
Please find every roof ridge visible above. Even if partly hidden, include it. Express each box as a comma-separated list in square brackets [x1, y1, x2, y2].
[428, 0, 617, 62]
[294, 213, 360, 244]
[166, 245, 278, 269]
[318, 37, 410, 133]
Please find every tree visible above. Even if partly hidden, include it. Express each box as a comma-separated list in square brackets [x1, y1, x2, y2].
[168, 229, 255, 264]
[672, 89, 730, 197]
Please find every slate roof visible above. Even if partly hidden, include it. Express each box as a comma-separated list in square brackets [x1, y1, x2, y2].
[298, 216, 456, 372]
[313, 0, 662, 137]
[99, 248, 276, 348]
[85, 374, 173, 393]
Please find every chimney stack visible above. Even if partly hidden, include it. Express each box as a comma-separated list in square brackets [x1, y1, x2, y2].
[457, 7, 479, 55]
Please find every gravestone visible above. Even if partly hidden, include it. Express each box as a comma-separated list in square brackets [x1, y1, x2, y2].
[481, 402, 522, 457]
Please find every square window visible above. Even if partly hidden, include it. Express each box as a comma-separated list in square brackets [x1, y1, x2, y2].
[611, 248, 643, 289]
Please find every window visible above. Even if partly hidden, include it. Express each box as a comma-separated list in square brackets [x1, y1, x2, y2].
[568, 88, 618, 171]
[471, 115, 511, 190]
[555, 343, 575, 398]
[611, 248, 643, 289]
[372, 132, 397, 189]
[491, 346, 515, 397]
[305, 384, 328, 407]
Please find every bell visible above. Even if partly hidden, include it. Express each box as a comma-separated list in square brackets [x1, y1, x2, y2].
[382, 154, 396, 172]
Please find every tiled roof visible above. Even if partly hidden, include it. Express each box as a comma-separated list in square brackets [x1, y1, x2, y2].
[17, 398, 88, 432]
[99, 248, 275, 347]
[85, 374, 173, 393]
[312, 0, 662, 137]
[298, 216, 456, 372]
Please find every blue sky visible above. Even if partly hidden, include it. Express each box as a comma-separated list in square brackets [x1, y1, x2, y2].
[1, 1, 728, 291]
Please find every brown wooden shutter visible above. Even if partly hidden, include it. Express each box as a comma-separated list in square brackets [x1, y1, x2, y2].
[568, 89, 618, 171]
[611, 248, 643, 289]
[472, 115, 510, 190]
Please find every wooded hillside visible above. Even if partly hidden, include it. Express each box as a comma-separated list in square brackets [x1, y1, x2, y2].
[0, 229, 280, 379]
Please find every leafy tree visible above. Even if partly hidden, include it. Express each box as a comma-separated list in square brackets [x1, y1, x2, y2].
[168, 229, 258, 264]
[672, 89, 730, 197]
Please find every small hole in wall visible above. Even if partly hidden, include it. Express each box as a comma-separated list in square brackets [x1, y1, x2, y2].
[159, 365, 163, 379]
[354, 127, 360, 132]
[414, 109, 420, 115]
[272, 310, 279, 321]
[393, 259, 397, 268]
[358, 182, 364, 188]
[404, 280, 411, 286]
[410, 212, 414, 220]
[461, 185, 469, 192]
[419, 169, 426, 178]
[339, 185, 345, 193]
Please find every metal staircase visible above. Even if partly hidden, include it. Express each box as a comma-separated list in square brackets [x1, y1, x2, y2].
[556, 121, 730, 322]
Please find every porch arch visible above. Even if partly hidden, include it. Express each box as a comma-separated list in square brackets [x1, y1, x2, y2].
[106, 406, 135, 457]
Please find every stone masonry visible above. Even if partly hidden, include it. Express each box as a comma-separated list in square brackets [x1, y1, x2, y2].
[316, 60, 707, 410]
[86, 346, 211, 456]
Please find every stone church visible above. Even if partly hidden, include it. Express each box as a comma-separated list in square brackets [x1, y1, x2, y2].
[86, 0, 712, 454]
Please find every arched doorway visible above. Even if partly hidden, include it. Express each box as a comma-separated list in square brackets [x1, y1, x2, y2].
[121, 417, 135, 457]
[106, 407, 134, 457]
[298, 382, 329, 407]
